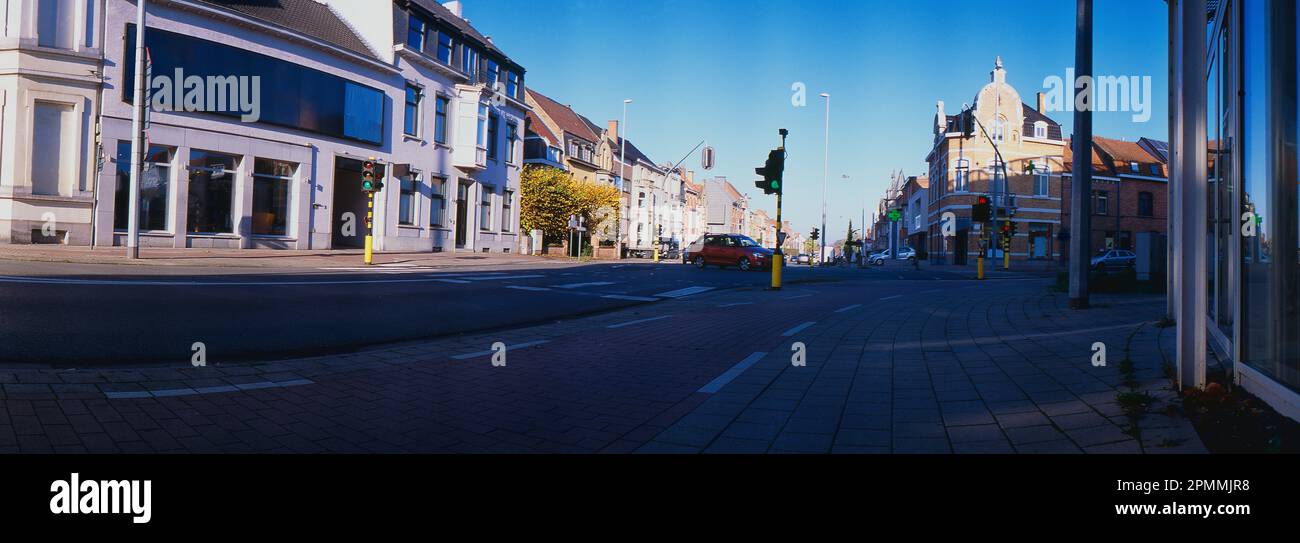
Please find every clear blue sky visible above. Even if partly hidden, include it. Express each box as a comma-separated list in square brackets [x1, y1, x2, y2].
[467, 0, 1169, 238]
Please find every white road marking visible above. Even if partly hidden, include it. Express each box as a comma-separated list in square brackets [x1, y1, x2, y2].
[602, 295, 659, 302]
[434, 279, 473, 284]
[607, 315, 673, 329]
[104, 379, 314, 399]
[698, 352, 767, 394]
[464, 275, 546, 281]
[718, 302, 753, 308]
[879, 295, 904, 301]
[506, 286, 553, 292]
[835, 304, 862, 313]
[782, 322, 816, 337]
[783, 294, 814, 300]
[553, 282, 617, 289]
[655, 286, 715, 298]
[450, 340, 551, 360]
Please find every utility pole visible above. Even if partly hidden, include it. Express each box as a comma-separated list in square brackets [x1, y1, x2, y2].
[819, 93, 830, 266]
[616, 99, 631, 259]
[1069, 0, 1094, 309]
[126, 0, 148, 259]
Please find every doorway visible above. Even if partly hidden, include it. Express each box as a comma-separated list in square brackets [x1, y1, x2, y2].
[455, 181, 470, 248]
[332, 157, 383, 249]
[955, 230, 969, 266]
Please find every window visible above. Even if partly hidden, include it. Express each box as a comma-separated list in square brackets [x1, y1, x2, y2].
[487, 112, 500, 160]
[38, 0, 76, 49]
[125, 25, 386, 145]
[429, 177, 447, 227]
[1034, 162, 1049, 196]
[954, 158, 969, 192]
[399, 174, 418, 225]
[1150, 164, 1160, 176]
[476, 104, 489, 148]
[506, 122, 518, 164]
[507, 71, 521, 100]
[404, 84, 423, 137]
[461, 45, 478, 77]
[31, 101, 76, 196]
[252, 158, 295, 236]
[114, 142, 173, 232]
[1137, 191, 1154, 217]
[436, 32, 454, 65]
[479, 187, 493, 231]
[1130, 161, 1140, 173]
[1092, 190, 1109, 215]
[992, 117, 1006, 143]
[485, 59, 500, 88]
[991, 158, 1005, 196]
[1033, 121, 1047, 139]
[407, 15, 428, 51]
[187, 150, 240, 234]
[434, 96, 449, 144]
[501, 190, 513, 232]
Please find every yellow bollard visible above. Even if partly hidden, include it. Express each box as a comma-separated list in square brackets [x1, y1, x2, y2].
[1004, 248, 1010, 270]
[977, 256, 985, 280]
[364, 235, 373, 265]
[772, 257, 783, 290]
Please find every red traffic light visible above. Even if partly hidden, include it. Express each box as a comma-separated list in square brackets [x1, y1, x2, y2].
[978, 196, 990, 206]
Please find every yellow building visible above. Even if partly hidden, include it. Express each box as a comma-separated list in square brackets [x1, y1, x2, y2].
[925, 57, 1067, 266]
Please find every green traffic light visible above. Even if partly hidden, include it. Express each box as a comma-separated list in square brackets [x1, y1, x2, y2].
[362, 180, 374, 191]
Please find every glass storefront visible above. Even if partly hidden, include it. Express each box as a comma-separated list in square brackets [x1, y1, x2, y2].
[114, 142, 173, 232]
[187, 150, 241, 234]
[1223, 0, 1300, 392]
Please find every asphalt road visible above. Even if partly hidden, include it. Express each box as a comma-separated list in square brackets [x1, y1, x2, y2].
[0, 260, 981, 366]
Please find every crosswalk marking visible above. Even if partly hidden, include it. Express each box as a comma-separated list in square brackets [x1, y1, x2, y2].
[655, 286, 715, 298]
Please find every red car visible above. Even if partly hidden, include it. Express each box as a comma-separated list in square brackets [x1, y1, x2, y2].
[685, 234, 774, 271]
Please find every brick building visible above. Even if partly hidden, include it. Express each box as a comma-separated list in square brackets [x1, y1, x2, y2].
[1061, 136, 1169, 260]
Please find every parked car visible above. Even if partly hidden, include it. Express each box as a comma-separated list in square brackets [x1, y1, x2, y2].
[870, 247, 916, 265]
[688, 234, 774, 271]
[1091, 249, 1136, 272]
[796, 254, 812, 264]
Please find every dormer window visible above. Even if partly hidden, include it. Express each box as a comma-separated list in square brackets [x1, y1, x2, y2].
[1130, 161, 1140, 172]
[407, 15, 428, 51]
[1150, 164, 1160, 176]
[1033, 121, 1047, 139]
[437, 33, 454, 65]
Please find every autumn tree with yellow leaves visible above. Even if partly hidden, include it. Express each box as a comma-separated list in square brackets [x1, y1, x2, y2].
[520, 165, 621, 245]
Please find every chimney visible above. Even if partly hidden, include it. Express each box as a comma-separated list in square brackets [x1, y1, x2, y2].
[1036, 91, 1046, 113]
[935, 100, 946, 133]
[444, 1, 464, 19]
[607, 120, 619, 139]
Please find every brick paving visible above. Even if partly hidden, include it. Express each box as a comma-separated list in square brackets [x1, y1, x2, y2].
[0, 275, 1205, 453]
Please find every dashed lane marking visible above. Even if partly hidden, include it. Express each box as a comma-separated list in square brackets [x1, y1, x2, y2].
[698, 352, 767, 394]
[719, 302, 753, 308]
[602, 295, 659, 302]
[450, 340, 551, 360]
[506, 286, 553, 292]
[104, 379, 315, 400]
[553, 282, 617, 289]
[783, 294, 814, 300]
[835, 304, 862, 313]
[879, 295, 904, 301]
[607, 315, 673, 329]
[782, 322, 817, 337]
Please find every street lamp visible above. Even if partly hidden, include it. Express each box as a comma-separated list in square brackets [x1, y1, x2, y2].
[616, 99, 632, 259]
[819, 92, 830, 266]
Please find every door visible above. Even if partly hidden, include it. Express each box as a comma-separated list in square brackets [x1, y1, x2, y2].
[955, 230, 969, 266]
[455, 182, 469, 247]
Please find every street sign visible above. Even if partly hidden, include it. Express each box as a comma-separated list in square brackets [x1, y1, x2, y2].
[888, 209, 901, 223]
[702, 146, 716, 171]
[777, 232, 788, 246]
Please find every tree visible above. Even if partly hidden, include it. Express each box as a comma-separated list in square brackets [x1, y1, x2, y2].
[520, 165, 620, 245]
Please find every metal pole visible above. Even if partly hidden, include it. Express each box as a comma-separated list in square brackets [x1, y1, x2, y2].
[820, 93, 830, 266]
[1068, 0, 1093, 309]
[1176, 0, 1208, 390]
[126, 0, 147, 259]
[617, 99, 630, 259]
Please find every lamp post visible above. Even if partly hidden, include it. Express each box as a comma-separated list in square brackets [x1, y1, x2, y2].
[819, 93, 830, 266]
[616, 99, 632, 259]
[126, 0, 148, 259]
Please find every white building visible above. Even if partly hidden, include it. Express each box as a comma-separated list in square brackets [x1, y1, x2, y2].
[0, 0, 105, 245]
[86, 0, 525, 254]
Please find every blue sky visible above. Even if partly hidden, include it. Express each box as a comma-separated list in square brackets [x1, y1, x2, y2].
[468, 0, 1169, 238]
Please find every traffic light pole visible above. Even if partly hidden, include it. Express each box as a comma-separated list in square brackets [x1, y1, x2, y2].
[126, 0, 147, 260]
[364, 190, 374, 265]
[772, 130, 788, 290]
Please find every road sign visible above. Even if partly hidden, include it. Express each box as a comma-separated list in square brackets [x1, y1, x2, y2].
[702, 146, 716, 171]
[777, 232, 788, 246]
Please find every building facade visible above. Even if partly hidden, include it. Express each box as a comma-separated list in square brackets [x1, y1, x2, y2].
[0, 0, 105, 245]
[703, 177, 745, 235]
[925, 58, 1067, 266]
[89, 0, 525, 254]
[1061, 136, 1169, 260]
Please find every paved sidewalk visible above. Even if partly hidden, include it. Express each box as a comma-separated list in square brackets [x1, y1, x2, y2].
[0, 245, 603, 273]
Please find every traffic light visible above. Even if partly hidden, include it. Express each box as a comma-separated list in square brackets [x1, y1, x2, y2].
[754, 148, 786, 195]
[1009, 221, 1019, 238]
[972, 195, 992, 223]
[362, 159, 377, 192]
[960, 109, 976, 139]
[810, 228, 820, 242]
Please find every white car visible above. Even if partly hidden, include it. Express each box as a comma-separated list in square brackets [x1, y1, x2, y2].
[870, 247, 916, 265]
